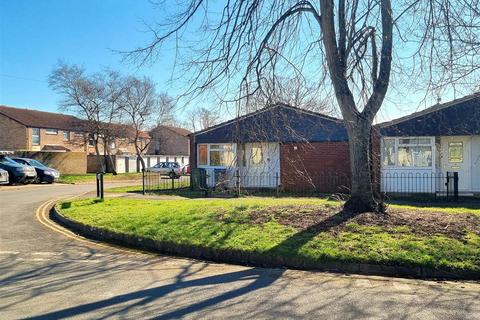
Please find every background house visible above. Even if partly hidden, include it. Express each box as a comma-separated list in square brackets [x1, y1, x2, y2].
[0, 105, 146, 154]
[0, 105, 149, 173]
[379, 93, 480, 195]
[148, 125, 191, 166]
[190, 104, 350, 192]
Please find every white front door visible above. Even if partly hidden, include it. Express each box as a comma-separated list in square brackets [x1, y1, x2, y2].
[440, 136, 471, 192]
[241, 143, 280, 188]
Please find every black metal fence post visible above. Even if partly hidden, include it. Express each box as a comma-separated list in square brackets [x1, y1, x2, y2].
[236, 170, 241, 196]
[100, 173, 104, 200]
[96, 173, 100, 198]
[275, 172, 279, 197]
[453, 172, 459, 202]
[142, 170, 145, 195]
[445, 172, 451, 198]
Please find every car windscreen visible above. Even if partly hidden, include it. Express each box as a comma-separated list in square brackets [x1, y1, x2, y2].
[0, 156, 19, 165]
[27, 159, 47, 168]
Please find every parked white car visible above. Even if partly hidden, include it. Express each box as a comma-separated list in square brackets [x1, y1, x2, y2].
[146, 162, 182, 178]
[0, 168, 9, 185]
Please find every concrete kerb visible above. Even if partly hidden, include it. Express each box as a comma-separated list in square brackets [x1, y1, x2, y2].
[50, 204, 480, 281]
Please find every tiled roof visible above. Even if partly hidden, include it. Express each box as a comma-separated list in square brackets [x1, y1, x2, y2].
[0, 105, 150, 138]
[380, 94, 480, 136]
[154, 125, 191, 137]
[193, 104, 348, 143]
[0, 105, 85, 131]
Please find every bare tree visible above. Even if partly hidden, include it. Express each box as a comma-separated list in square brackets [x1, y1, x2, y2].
[246, 75, 335, 115]
[119, 76, 157, 171]
[187, 107, 221, 132]
[128, 1, 480, 212]
[49, 62, 122, 173]
[157, 92, 177, 125]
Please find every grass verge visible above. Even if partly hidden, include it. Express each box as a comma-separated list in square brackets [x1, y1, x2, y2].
[58, 173, 142, 184]
[58, 197, 480, 273]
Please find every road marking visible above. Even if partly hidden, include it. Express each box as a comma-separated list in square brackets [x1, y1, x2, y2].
[35, 196, 147, 256]
[0, 251, 20, 255]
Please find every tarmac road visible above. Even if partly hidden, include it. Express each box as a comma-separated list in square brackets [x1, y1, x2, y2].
[0, 183, 479, 319]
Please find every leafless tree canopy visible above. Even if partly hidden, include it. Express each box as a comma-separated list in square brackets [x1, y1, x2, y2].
[128, 0, 480, 212]
[49, 62, 176, 172]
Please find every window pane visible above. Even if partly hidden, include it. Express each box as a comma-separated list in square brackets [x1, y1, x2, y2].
[63, 131, 70, 141]
[417, 138, 431, 144]
[198, 144, 208, 165]
[32, 128, 40, 145]
[448, 142, 463, 163]
[399, 137, 431, 145]
[251, 146, 263, 165]
[209, 149, 234, 166]
[398, 146, 432, 167]
[382, 139, 395, 166]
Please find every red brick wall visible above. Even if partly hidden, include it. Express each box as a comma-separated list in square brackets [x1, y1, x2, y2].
[280, 142, 351, 193]
[371, 127, 382, 193]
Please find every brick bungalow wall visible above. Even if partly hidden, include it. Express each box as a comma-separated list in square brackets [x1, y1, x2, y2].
[371, 127, 382, 193]
[280, 142, 351, 193]
[0, 114, 28, 150]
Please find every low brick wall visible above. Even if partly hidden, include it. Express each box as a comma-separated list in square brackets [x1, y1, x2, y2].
[14, 151, 87, 174]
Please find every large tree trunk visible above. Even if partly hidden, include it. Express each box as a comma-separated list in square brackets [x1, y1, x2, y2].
[104, 138, 117, 175]
[344, 118, 379, 213]
[137, 148, 146, 172]
[94, 141, 105, 173]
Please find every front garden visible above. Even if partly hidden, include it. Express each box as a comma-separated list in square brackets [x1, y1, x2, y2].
[57, 196, 480, 276]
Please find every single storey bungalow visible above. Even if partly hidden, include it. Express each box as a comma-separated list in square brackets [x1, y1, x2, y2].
[379, 93, 480, 195]
[189, 104, 351, 192]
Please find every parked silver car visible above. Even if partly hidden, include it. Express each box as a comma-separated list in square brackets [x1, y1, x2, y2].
[146, 162, 182, 178]
[0, 168, 9, 185]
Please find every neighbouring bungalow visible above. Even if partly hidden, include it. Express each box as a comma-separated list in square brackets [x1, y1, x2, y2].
[189, 104, 351, 192]
[379, 93, 480, 195]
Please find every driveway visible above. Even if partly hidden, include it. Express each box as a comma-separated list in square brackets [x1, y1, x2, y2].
[0, 184, 479, 319]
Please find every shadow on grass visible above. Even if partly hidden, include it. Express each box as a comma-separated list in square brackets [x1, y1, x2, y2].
[267, 209, 359, 258]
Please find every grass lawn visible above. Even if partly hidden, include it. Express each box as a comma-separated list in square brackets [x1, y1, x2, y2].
[58, 197, 480, 272]
[58, 173, 142, 184]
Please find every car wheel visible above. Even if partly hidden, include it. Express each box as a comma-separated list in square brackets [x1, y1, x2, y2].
[169, 172, 175, 179]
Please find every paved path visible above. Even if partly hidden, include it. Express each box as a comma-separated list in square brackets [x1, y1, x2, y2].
[0, 184, 479, 319]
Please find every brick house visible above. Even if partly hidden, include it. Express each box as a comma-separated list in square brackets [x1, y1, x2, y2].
[189, 104, 351, 192]
[0, 105, 148, 155]
[148, 125, 191, 166]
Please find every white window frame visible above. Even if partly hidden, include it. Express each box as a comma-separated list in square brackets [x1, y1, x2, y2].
[45, 128, 58, 135]
[381, 136, 435, 169]
[32, 128, 40, 146]
[197, 143, 235, 168]
[381, 137, 396, 167]
[63, 131, 70, 141]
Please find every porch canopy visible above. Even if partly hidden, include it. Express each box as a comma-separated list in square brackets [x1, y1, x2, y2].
[380, 94, 480, 136]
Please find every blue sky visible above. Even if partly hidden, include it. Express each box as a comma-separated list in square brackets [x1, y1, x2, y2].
[0, 1, 179, 111]
[0, 1, 473, 124]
